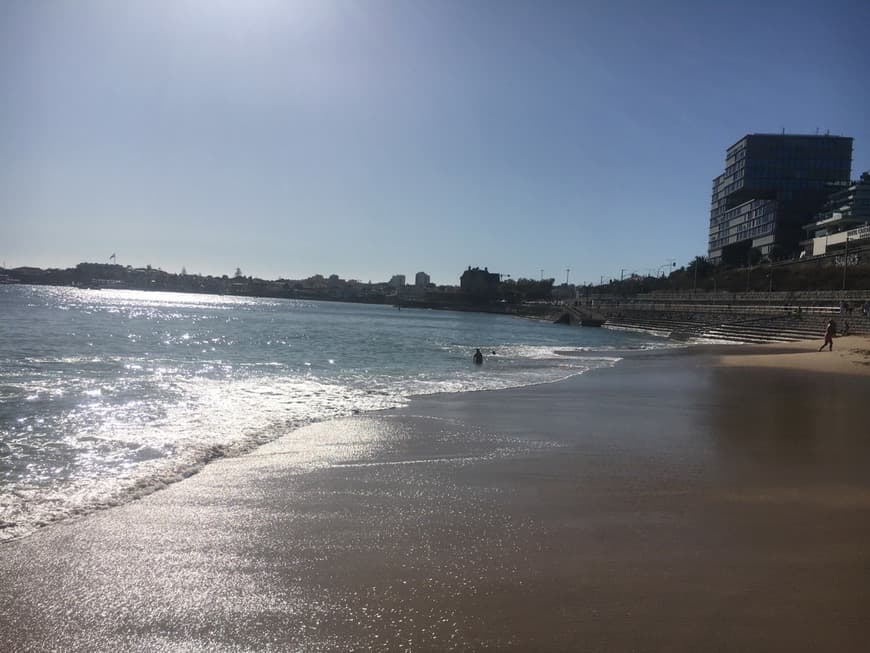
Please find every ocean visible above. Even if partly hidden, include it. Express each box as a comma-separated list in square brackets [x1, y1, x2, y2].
[0, 285, 673, 541]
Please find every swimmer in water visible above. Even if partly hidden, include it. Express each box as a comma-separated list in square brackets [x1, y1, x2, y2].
[473, 348, 484, 365]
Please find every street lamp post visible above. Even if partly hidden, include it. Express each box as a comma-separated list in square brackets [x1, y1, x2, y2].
[842, 234, 850, 290]
[657, 260, 676, 278]
[746, 254, 752, 292]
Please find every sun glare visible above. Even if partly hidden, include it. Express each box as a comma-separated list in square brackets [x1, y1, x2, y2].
[194, 0, 339, 33]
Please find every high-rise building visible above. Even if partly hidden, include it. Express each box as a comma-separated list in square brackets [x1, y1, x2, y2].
[415, 271, 431, 287]
[708, 133, 852, 264]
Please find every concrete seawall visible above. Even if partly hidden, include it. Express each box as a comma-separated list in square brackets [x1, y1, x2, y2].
[572, 292, 870, 342]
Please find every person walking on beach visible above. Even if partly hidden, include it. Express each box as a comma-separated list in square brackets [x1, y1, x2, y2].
[818, 319, 836, 352]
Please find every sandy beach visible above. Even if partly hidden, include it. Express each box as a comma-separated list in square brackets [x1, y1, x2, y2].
[718, 334, 870, 375]
[2, 340, 870, 651]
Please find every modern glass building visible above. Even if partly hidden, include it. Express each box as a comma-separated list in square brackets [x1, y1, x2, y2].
[708, 133, 853, 265]
[803, 171, 870, 256]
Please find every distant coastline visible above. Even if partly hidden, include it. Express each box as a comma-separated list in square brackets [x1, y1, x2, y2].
[0, 262, 565, 319]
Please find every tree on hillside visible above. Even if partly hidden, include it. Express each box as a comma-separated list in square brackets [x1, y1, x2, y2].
[767, 244, 786, 262]
[686, 256, 704, 271]
[499, 278, 554, 302]
[687, 256, 714, 278]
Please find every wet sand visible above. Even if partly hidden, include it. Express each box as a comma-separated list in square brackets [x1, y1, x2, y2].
[2, 346, 870, 651]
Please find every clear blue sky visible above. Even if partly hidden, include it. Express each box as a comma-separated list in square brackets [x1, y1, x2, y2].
[2, 0, 868, 285]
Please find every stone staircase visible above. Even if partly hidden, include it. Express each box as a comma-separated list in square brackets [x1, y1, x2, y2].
[554, 304, 607, 327]
[602, 310, 866, 344]
[690, 316, 824, 344]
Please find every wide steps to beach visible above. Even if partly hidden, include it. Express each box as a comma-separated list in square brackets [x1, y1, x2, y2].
[603, 311, 864, 344]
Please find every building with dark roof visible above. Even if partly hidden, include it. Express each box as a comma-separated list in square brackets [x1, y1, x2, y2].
[708, 133, 853, 264]
[460, 266, 501, 299]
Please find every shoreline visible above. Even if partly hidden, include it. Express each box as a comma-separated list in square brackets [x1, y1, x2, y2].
[0, 343, 630, 545]
[2, 335, 860, 546]
[2, 340, 869, 650]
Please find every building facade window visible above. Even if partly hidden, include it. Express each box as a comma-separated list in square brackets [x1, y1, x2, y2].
[708, 133, 853, 264]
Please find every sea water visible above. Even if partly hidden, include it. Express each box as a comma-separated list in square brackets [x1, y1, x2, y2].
[0, 285, 673, 541]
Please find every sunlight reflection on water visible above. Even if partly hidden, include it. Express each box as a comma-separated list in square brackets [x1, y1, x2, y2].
[0, 285, 671, 540]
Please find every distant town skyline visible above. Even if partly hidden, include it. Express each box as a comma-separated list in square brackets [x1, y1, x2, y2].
[2, 0, 868, 286]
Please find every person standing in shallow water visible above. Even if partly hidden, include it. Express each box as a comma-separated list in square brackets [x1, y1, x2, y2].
[818, 319, 836, 352]
[473, 348, 484, 365]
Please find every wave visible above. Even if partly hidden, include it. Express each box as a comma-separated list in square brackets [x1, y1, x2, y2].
[1, 287, 676, 543]
[0, 352, 627, 543]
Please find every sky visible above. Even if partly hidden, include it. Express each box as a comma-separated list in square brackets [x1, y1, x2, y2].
[1, 0, 868, 286]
